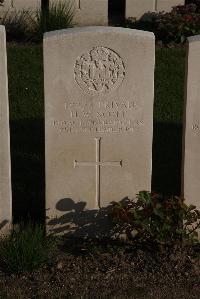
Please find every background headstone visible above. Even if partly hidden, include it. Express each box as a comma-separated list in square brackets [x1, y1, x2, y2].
[0, 0, 41, 13]
[182, 35, 200, 211]
[126, 0, 185, 20]
[12, 0, 41, 10]
[0, 25, 12, 234]
[50, 0, 108, 26]
[126, 0, 155, 20]
[156, 0, 185, 13]
[0, 0, 11, 10]
[44, 27, 155, 235]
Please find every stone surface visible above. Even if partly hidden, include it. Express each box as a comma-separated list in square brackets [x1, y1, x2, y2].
[13, 0, 40, 10]
[126, 0, 185, 20]
[0, 26, 12, 234]
[0, 0, 11, 10]
[156, 0, 185, 13]
[126, 0, 155, 20]
[44, 26, 155, 235]
[182, 35, 200, 211]
[50, 0, 108, 26]
[0, 0, 40, 12]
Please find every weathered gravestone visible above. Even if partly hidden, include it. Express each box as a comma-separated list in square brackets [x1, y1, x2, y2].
[126, 0, 155, 20]
[44, 27, 155, 235]
[126, 0, 185, 20]
[50, 0, 108, 26]
[0, 26, 12, 234]
[182, 35, 200, 211]
[0, 0, 41, 14]
[156, 0, 185, 13]
[0, 0, 11, 10]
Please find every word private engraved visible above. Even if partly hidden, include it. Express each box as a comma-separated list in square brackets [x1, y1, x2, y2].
[53, 99, 144, 134]
[74, 47, 125, 96]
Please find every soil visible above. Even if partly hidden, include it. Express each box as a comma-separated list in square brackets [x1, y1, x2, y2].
[0, 239, 199, 299]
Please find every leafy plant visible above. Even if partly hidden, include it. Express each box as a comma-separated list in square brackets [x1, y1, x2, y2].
[186, 0, 200, 12]
[0, 222, 58, 273]
[126, 3, 200, 44]
[111, 191, 200, 246]
[155, 6, 200, 44]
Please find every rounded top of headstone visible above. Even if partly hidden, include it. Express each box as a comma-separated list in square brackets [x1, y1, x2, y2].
[188, 35, 200, 43]
[44, 26, 155, 41]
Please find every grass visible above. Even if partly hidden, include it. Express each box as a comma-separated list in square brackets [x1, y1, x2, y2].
[0, 222, 58, 273]
[7, 44, 44, 222]
[7, 44, 186, 222]
[153, 48, 186, 194]
[0, 9, 33, 42]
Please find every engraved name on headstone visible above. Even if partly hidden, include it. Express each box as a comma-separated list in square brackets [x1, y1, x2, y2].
[0, 26, 12, 234]
[44, 27, 155, 234]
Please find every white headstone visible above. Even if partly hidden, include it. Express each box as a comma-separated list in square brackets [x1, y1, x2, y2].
[126, 0, 185, 20]
[12, 0, 40, 10]
[126, 0, 155, 20]
[50, 0, 108, 26]
[44, 27, 155, 235]
[0, 25, 12, 234]
[156, 0, 185, 13]
[0, 0, 11, 11]
[182, 35, 200, 211]
[0, 0, 41, 13]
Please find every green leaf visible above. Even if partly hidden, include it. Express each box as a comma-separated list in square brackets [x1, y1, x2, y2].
[138, 191, 151, 205]
[153, 208, 164, 218]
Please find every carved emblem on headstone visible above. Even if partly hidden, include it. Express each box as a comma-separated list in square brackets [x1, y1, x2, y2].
[74, 47, 125, 96]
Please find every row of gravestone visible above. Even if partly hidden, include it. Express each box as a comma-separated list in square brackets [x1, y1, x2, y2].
[0, 0, 185, 25]
[0, 25, 199, 236]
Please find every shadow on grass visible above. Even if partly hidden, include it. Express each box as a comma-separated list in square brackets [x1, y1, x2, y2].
[152, 121, 183, 195]
[9, 119, 183, 223]
[10, 118, 45, 223]
[47, 197, 115, 237]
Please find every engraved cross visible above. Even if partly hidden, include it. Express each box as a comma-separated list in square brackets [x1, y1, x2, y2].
[74, 138, 122, 209]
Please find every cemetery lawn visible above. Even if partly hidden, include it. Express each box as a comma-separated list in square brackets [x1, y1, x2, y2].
[1, 44, 199, 298]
